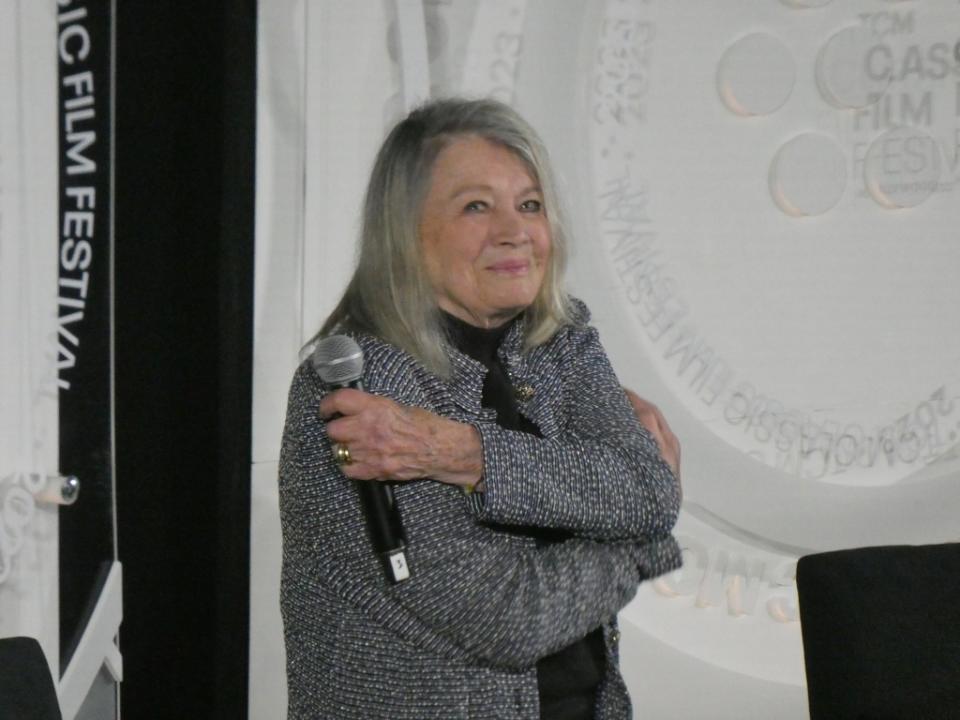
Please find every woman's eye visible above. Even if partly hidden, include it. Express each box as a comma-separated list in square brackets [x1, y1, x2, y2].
[519, 199, 542, 213]
[464, 200, 487, 212]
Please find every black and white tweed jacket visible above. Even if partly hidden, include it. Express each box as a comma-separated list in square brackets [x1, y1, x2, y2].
[279, 300, 682, 719]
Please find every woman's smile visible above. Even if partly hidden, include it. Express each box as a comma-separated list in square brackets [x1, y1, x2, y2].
[486, 258, 531, 274]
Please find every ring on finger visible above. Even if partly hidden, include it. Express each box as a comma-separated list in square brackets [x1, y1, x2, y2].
[333, 443, 353, 466]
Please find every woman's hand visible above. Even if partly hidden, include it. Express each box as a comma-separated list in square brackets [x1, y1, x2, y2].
[623, 388, 681, 483]
[319, 388, 483, 489]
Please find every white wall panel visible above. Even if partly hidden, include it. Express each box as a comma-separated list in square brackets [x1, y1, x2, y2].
[251, 2, 305, 717]
[248, 461, 286, 720]
[253, 0, 307, 466]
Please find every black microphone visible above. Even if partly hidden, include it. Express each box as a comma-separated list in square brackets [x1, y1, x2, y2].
[311, 335, 411, 584]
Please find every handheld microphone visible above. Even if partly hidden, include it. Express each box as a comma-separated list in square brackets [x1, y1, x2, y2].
[311, 335, 411, 584]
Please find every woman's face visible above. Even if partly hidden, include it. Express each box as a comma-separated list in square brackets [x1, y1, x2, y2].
[419, 135, 551, 329]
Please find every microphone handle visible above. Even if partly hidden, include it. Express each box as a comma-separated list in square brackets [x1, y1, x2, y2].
[355, 481, 410, 584]
[333, 379, 411, 584]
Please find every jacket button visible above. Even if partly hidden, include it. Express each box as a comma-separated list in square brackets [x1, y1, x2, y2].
[514, 384, 534, 402]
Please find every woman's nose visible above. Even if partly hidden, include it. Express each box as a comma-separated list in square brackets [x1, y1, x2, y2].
[492, 208, 529, 245]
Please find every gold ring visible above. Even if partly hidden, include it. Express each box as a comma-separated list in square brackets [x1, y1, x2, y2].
[334, 443, 353, 466]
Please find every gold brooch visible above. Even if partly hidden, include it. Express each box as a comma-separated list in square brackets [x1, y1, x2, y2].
[514, 384, 535, 402]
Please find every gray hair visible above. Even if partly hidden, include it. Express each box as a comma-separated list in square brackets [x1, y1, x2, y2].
[317, 97, 575, 377]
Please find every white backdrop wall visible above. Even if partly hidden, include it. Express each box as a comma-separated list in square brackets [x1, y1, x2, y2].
[254, 2, 960, 717]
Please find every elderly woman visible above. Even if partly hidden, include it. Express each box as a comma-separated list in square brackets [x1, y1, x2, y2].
[279, 98, 682, 719]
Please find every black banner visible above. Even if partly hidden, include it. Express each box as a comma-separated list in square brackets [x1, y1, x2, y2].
[57, 0, 115, 672]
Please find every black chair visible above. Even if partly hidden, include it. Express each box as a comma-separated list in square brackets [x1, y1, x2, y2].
[0, 636, 62, 720]
[797, 543, 960, 720]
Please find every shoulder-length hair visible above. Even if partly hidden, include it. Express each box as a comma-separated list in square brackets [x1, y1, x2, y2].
[317, 97, 574, 377]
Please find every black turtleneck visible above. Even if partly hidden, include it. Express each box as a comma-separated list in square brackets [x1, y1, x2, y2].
[442, 312, 606, 720]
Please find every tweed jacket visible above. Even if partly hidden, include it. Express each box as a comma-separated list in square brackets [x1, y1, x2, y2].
[279, 300, 682, 719]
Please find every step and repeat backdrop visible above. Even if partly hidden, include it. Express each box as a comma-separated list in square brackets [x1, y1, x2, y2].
[255, 1, 960, 717]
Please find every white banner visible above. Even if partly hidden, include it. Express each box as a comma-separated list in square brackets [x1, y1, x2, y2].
[255, 2, 960, 717]
[0, 0, 60, 675]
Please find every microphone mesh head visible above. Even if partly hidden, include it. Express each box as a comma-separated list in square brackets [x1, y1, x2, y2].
[311, 335, 364, 385]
